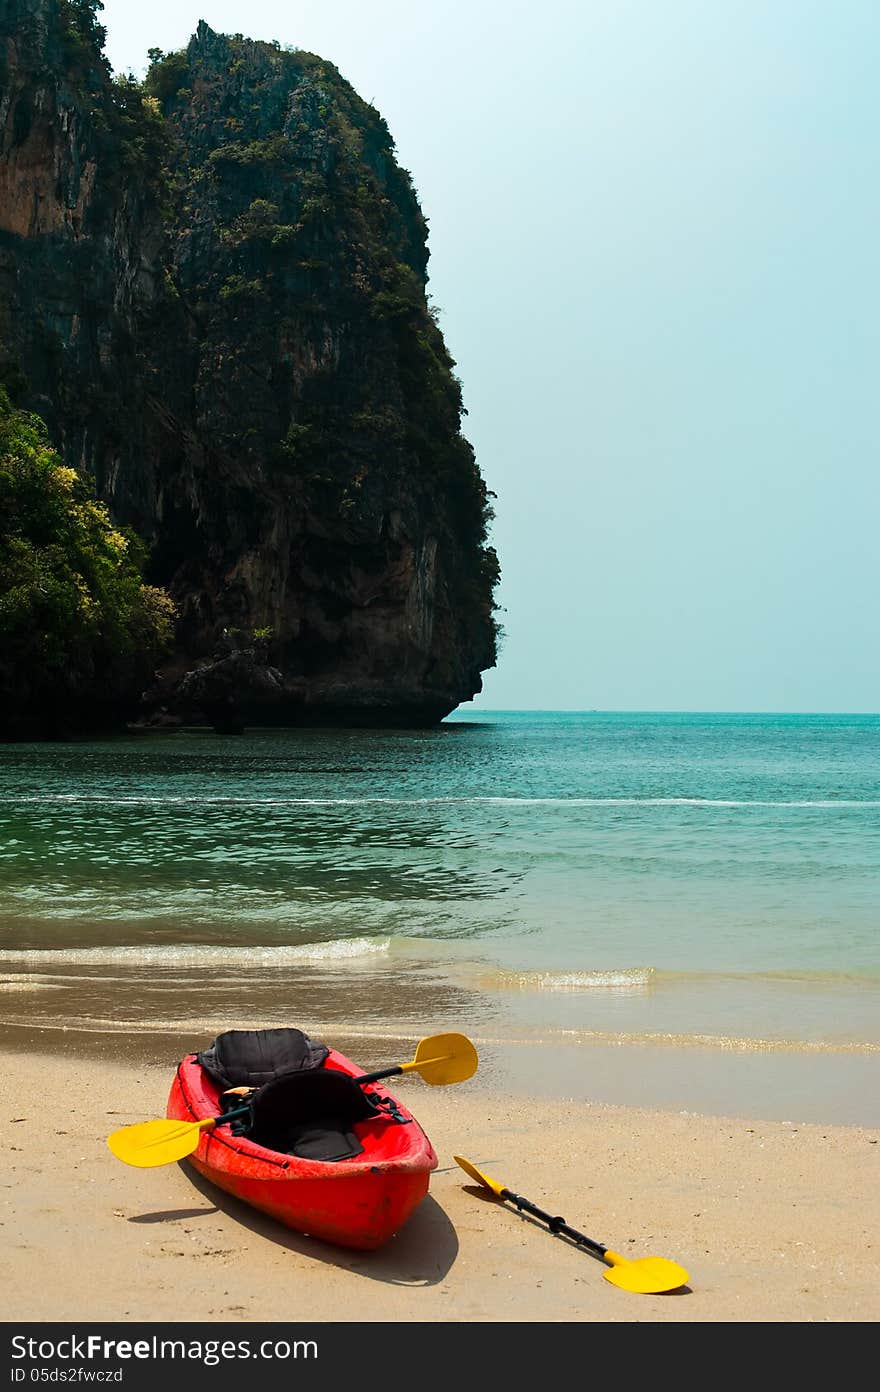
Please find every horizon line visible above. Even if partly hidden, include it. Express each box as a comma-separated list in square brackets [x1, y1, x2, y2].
[447, 707, 880, 716]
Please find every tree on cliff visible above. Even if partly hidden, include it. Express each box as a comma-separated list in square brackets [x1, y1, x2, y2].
[0, 390, 175, 735]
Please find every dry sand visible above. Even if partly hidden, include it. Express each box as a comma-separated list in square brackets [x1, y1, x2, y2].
[2, 1049, 878, 1323]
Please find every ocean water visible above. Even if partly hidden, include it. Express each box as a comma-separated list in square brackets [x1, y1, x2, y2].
[1, 712, 878, 1122]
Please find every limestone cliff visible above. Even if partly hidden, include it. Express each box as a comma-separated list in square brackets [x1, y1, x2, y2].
[0, 1, 499, 728]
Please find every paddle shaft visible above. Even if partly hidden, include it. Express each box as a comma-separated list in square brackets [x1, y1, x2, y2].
[353, 1064, 404, 1086]
[356, 1047, 456, 1086]
[208, 1057, 440, 1124]
[499, 1186, 608, 1260]
[200, 1039, 464, 1129]
[203, 1102, 251, 1131]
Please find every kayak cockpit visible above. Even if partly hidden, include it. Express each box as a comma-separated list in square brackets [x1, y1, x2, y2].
[172, 1026, 437, 1176]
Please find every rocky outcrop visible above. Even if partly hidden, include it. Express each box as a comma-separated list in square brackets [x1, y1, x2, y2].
[0, 2, 499, 728]
[157, 639, 286, 735]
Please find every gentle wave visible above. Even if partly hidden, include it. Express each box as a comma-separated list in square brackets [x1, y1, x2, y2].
[4, 795, 880, 808]
[471, 966, 656, 992]
[0, 937, 390, 966]
[1, 1015, 877, 1055]
[0, 979, 64, 992]
[549, 1028, 880, 1055]
[649, 967, 880, 988]
[2, 949, 876, 990]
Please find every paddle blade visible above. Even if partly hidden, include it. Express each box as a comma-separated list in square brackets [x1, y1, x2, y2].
[412, 1032, 478, 1085]
[454, 1154, 506, 1196]
[107, 1118, 204, 1168]
[603, 1256, 690, 1294]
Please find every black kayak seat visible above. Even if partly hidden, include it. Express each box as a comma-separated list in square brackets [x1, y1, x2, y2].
[248, 1069, 380, 1162]
[196, 1026, 376, 1162]
[196, 1027, 329, 1090]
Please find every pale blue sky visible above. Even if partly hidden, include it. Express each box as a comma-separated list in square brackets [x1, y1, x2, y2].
[102, 0, 879, 712]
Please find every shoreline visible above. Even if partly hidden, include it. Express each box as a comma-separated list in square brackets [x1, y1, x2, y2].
[3, 1047, 878, 1323]
[1, 1017, 877, 1128]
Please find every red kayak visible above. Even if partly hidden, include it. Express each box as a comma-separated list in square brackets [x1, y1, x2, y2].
[167, 1034, 438, 1251]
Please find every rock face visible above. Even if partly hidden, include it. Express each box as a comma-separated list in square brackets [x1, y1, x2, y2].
[0, 1, 499, 727]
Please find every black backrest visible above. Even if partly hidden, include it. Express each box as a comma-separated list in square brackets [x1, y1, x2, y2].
[249, 1069, 380, 1161]
[196, 1027, 329, 1089]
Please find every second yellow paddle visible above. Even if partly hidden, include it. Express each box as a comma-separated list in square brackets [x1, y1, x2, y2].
[454, 1155, 689, 1294]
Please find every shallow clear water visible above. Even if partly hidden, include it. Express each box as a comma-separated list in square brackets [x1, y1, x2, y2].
[1, 712, 878, 1119]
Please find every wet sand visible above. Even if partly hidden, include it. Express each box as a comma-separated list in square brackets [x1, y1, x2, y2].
[1, 1007, 876, 1128]
[3, 1048, 878, 1323]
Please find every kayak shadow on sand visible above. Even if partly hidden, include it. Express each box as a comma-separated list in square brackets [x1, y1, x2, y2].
[177, 1163, 459, 1285]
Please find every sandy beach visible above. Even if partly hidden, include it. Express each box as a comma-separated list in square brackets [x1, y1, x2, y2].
[3, 1047, 878, 1324]
[3, 0, 878, 1349]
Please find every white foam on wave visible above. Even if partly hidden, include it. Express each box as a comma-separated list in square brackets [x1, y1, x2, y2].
[474, 966, 655, 993]
[0, 978, 64, 992]
[0, 937, 390, 967]
[550, 1028, 880, 1055]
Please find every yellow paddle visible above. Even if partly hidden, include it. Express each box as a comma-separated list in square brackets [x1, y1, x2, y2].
[107, 1032, 479, 1169]
[454, 1155, 689, 1294]
[107, 1113, 240, 1169]
[356, 1032, 478, 1088]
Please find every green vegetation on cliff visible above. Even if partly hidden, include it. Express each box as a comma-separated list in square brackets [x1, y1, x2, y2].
[0, 390, 175, 735]
[147, 31, 497, 545]
[58, 1, 168, 187]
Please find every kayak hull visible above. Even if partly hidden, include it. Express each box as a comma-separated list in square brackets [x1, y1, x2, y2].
[167, 1049, 437, 1250]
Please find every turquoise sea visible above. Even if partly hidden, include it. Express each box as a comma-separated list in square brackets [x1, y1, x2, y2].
[1, 712, 878, 1123]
